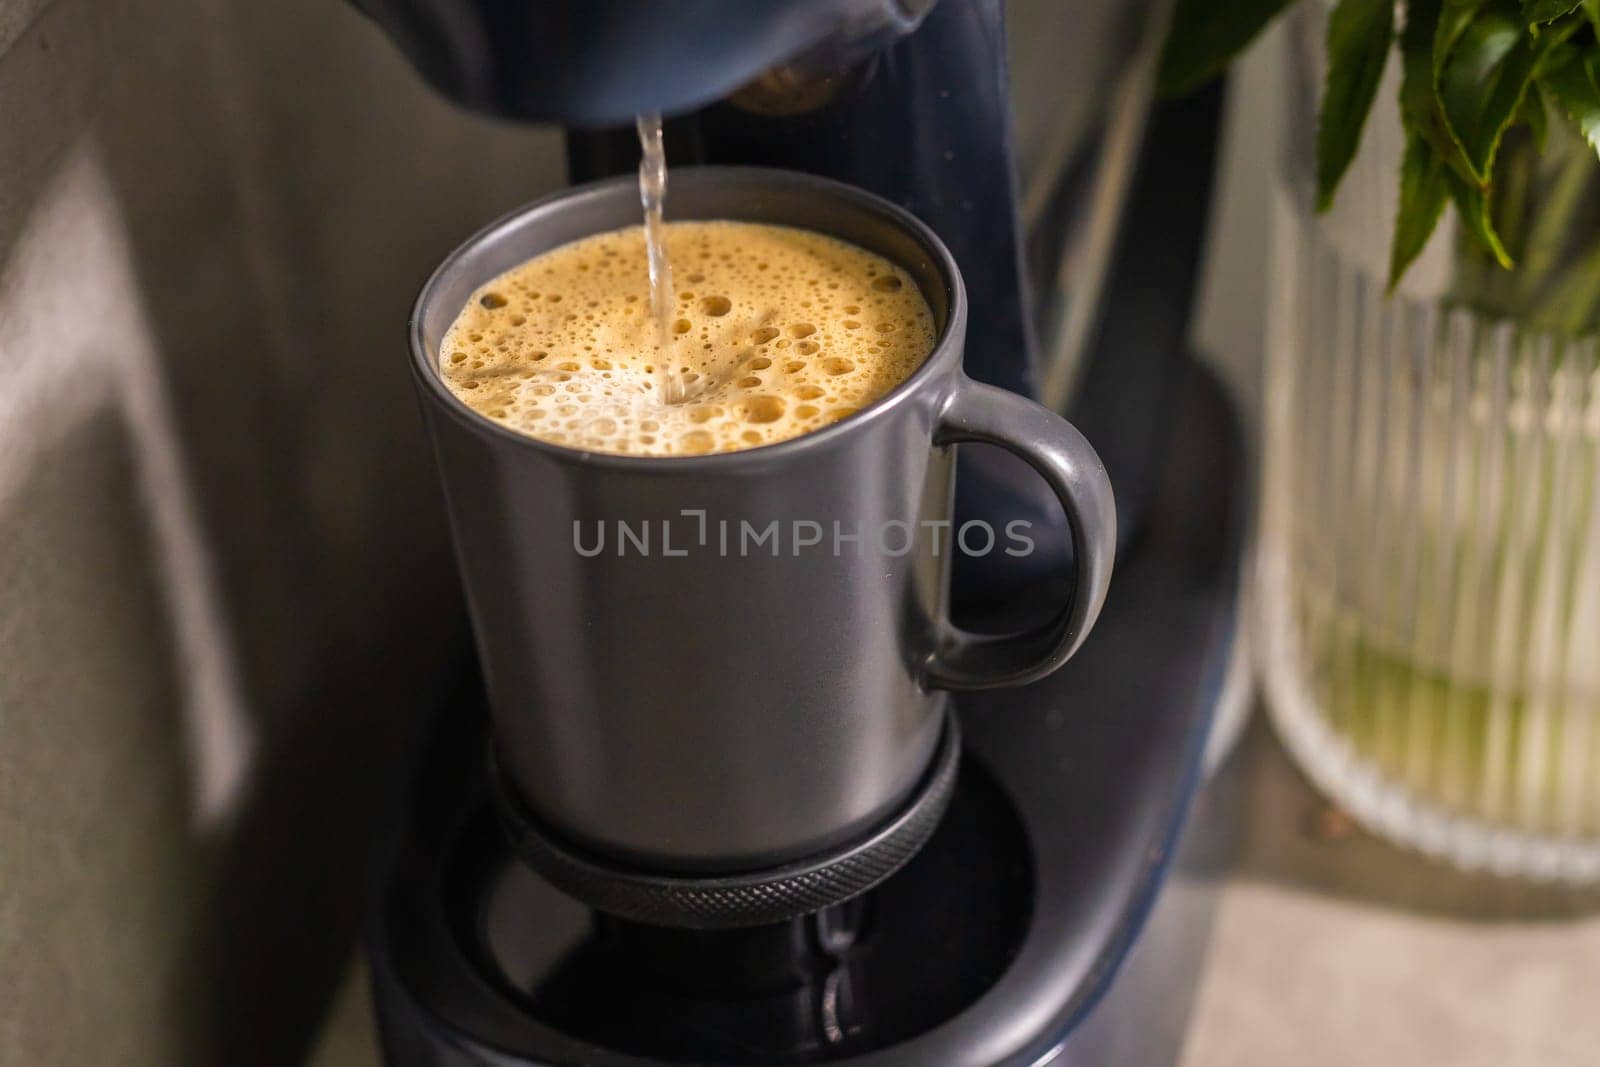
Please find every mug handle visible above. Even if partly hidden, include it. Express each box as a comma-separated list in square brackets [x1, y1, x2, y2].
[924, 377, 1116, 690]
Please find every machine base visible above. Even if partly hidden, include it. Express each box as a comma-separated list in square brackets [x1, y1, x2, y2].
[368, 365, 1246, 1065]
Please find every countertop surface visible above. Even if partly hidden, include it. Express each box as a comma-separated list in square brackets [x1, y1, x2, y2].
[1178, 714, 1600, 1067]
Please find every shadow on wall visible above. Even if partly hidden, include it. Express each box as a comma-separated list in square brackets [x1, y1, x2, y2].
[0, 0, 565, 1062]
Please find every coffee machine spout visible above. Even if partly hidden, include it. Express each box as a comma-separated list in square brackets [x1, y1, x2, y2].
[345, 0, 935, 126]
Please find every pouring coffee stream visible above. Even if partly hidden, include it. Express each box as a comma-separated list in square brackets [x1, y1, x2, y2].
[636, 113, 765, 407]
[636, 112, 684, 404]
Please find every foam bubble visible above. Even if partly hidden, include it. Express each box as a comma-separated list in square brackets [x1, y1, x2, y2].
[438, 220, 935, 456]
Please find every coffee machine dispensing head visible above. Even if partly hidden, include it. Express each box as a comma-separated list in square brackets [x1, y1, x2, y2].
[347, 0, 937, 126]
[353, 0, 1074, 616]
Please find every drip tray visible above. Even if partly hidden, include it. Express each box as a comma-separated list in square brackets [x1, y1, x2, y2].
[461, 757, 1031, 1062]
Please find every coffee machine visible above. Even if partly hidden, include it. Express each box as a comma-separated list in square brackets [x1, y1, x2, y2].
[353, 1, 1248, 1062]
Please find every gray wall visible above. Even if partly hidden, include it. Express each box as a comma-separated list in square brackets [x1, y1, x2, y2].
[0, 1, 564, 1062]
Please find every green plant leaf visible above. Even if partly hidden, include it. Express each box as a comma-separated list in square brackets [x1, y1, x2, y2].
[1516, 75, 1555, 147]
[1437, 0, 1490, 80]
[1488, 125, 1538, 256]
[1446, 166, 1516, 267]
[1522, 0, 1583, 23]
[1390, 134, 1453, 288]
[1157, 0, 1294, 98]
[1437, 2, 1537, 182]
[1543, 42, 1600, 158]
[1406, 0, 1450, 134]
[1530, 239, 1600, 332]
[1436, 3, 1581, 182]
[1522, 78, 1550, 148]
[1318, 0, 1397, 211]
[1403, 0, 1474, 177]
[1390, 0, 1451, 288]
[1585, 0, 1600, 31]
[1516, 129, 1594, 300]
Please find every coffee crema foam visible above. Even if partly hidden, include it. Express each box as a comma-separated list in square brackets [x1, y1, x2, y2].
[439, 221, 936, 456]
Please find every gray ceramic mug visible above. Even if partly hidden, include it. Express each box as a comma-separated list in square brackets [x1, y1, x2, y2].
[410, 167, 1114, 882]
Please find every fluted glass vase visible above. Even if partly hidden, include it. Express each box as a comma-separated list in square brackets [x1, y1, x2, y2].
[1258, 7, 1600, 881]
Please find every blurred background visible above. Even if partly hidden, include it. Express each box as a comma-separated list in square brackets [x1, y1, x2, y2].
[0, 0, 557, 1061]
[1, 1, 1596, 1065]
